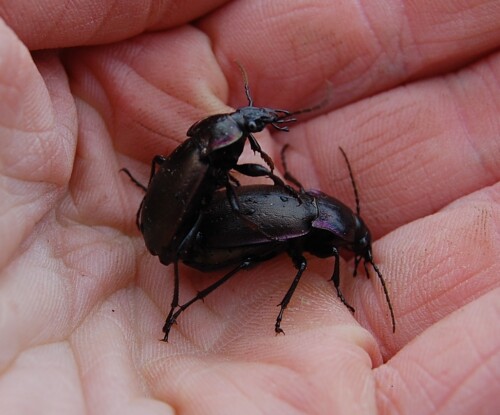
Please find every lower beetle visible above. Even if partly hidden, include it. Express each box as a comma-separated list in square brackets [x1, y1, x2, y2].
[164, 147, 395, 340]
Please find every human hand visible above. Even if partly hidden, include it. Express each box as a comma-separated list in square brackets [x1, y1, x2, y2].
[1, 1, 499, 414]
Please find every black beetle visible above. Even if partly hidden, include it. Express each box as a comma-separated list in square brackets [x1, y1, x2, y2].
[122, 71, 324, 339]
[164, 147, 395, 340]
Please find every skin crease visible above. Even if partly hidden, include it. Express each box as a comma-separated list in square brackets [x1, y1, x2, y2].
[0, 0, 499, 414]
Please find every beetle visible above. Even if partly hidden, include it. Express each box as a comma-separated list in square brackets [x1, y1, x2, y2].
[122, 70, 324, 338]
[163, 147, 395, 340]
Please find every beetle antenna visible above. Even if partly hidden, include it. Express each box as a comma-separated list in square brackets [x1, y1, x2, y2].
[236, 61, 254, 107]
[366, 253, 396, 333]
[286, 81, 332, 117]
[287, 97, 325, 117]
[339, 147, 360, 216]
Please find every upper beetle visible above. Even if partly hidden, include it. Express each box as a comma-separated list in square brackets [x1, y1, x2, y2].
[123, 68, 313, 266]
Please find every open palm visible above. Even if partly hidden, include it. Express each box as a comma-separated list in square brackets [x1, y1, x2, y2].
[1, 1, 499, 414]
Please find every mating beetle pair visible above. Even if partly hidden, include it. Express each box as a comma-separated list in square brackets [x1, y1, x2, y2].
[123, 71, 395, 341]
[125, 78, 302, 266]
[122, 70, 311, 338]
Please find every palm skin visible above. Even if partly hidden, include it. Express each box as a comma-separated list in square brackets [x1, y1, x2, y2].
[0, 1, 499, 414]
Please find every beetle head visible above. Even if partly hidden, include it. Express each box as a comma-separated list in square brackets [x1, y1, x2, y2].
[352, 216, 371, 256]
[351, 220, 396, 333]
[234, 106, 297, 134]
[351, 214, 379, 280]
[349, 215, 377, 275]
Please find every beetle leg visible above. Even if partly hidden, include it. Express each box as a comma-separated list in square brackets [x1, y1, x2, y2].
[119, 168, 146, 231]
[225, 181, 281, 241]
[162, 260, 181, 341]
[162, 259, 253, 341]
[149, 155, 167, 185]
[162, 212, 208, 341]
[233, 163, 282, 184]
[363, 260, 371, 279]
[353, 255, 362, 277]
[135, 199, 144, 231]
[224, 180, 242, 213]
[176, 212, 205, 259]
[224, 178, 301, 241]
[275, 254, 308, 335]
[120, 168, 147, 192]
[233, 163, 302, 204]
[247, 133, 274, 171]
[228, 173, 241, 187]
[330, 247, 355, 313]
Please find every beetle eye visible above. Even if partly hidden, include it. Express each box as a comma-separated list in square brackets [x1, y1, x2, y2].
[247, 120, 258, 132]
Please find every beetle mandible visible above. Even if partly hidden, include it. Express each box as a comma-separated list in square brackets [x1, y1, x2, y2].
[164, 147, 395, 340]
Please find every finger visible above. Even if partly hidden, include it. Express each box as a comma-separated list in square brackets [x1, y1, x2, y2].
[63, 28, 231, 164]
[140, 318, 381, 414]
[351, 182, 500, 353]
[375, 289, 500, 415]
[282, 51, 500, 236]
[0, 0, 228, 50]
[0, 21, 76, 270]
[199, 0, 500, 109]
[0, 22, 77, 369]
[0, 344, 87, 413]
